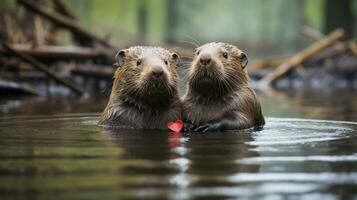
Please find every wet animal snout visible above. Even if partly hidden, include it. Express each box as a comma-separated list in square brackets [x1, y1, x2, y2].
[199, 54, 211, 66]
[152, 66, 164, 78]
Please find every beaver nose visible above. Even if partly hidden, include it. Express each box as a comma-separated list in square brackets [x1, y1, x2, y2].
[152, 66, 164, 78]
[200, 54, 211, 65]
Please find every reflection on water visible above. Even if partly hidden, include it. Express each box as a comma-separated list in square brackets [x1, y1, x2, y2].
[1, 89, 356, 121]
[260, 89, 357, 121]
[0, 115, 356, 199]
[0, 93, 108, 116]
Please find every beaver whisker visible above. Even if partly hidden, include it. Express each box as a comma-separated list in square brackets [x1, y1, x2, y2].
[223, 75, 239, 92]
[179, 62, 192, 68]
[224, 73, 242, 87]
[180, 56, 194, 59]
[179, 40, 199, 48]
[182, 34, 201, 47]
[222, 77, 234, 93]
[179, 68, 192, 76]
[216, 72, 230, 97]
[180, 60, 192, 64]
[180, 74, 190, 84]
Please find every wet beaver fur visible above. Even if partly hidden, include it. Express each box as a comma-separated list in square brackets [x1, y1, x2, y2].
[98, 46, 181, 129]
[182, 42, 265, 132]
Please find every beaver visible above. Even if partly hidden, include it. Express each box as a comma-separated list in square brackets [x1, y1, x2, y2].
[182, 42, 265, 132]
[98, 46, 181, 129]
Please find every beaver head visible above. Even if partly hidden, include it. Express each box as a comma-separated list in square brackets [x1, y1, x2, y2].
[113, 46, 180, 110]
[187, 42, 249, 97]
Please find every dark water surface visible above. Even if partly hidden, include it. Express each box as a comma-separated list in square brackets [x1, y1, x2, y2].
[0, 115, 356, 199]
[1, 89, 356, 121]
[0, 89, 356, 199]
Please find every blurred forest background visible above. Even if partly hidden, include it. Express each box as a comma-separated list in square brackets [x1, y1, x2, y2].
[62, 0, 355, 55]
[3, 0, 356, 55]
[0, 0, 356, 121]
[50, 0, 357, 55]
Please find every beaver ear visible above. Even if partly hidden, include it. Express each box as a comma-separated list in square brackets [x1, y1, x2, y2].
[115, 50, 126, 67]
[171, 53, 180, 65]
[240, 52, 248, 69]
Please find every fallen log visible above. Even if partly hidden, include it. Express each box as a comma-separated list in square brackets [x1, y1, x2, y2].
[17, 0, 114, 49]
[258, 28, 345, 87]
[2, 12, 27, 44]
[52, 0, 77, 20]
[301, 25, 324, 41]
[309, 41, 351, 63]
[1, 42, 83, 95]
[71, 65, 114, 79]
[2, 71, 47, 80]
[0, 79, 40, 95]
[349, 41, 357, 56]
[50, 0, 83, 45]
[249, 56, 287, 69]
[0, 44, 101, 59]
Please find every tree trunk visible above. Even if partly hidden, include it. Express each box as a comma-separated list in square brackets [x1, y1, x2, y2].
[166, 0, 177, 44]
[138, 1, 147, 41]
[325, 0, 354, 37]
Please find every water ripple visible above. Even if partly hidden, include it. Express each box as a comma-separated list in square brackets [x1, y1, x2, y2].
[238, 154, 357, 164]
[228, 172, 357, 184]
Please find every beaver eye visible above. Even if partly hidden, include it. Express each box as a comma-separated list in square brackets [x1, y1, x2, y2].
[136, 59, 142, 66]
[195, 49, 200, 56]
[223, 52, 228, 59]
[164, 60, 168, 65]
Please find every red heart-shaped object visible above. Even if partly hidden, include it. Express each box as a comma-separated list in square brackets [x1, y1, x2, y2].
[167, 119, 183, 132]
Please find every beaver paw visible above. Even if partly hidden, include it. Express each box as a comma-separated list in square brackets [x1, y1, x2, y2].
[194, 123, 221, 132]
[183, 122, 195, 132]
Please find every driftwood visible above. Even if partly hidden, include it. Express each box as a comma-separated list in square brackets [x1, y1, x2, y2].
[17, 0, 114, 49]
[301, 25, 323, 41]
[349, 41, 357, 56]
[0, 79, 40, 95]
[249, 57, 287, 69]
[2, 71, 47, 80]
[52, 0, 78, 20]
[0, 44, 101, 59]
[2, 12, 27, 44]
[258, 28, 345, 86]
[310, 40, 352, 63]
[50, 0, 81, 45]
[71, 65, 114, 79]
[33, 14, 46, 46]
[1, 42, 83, 95]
